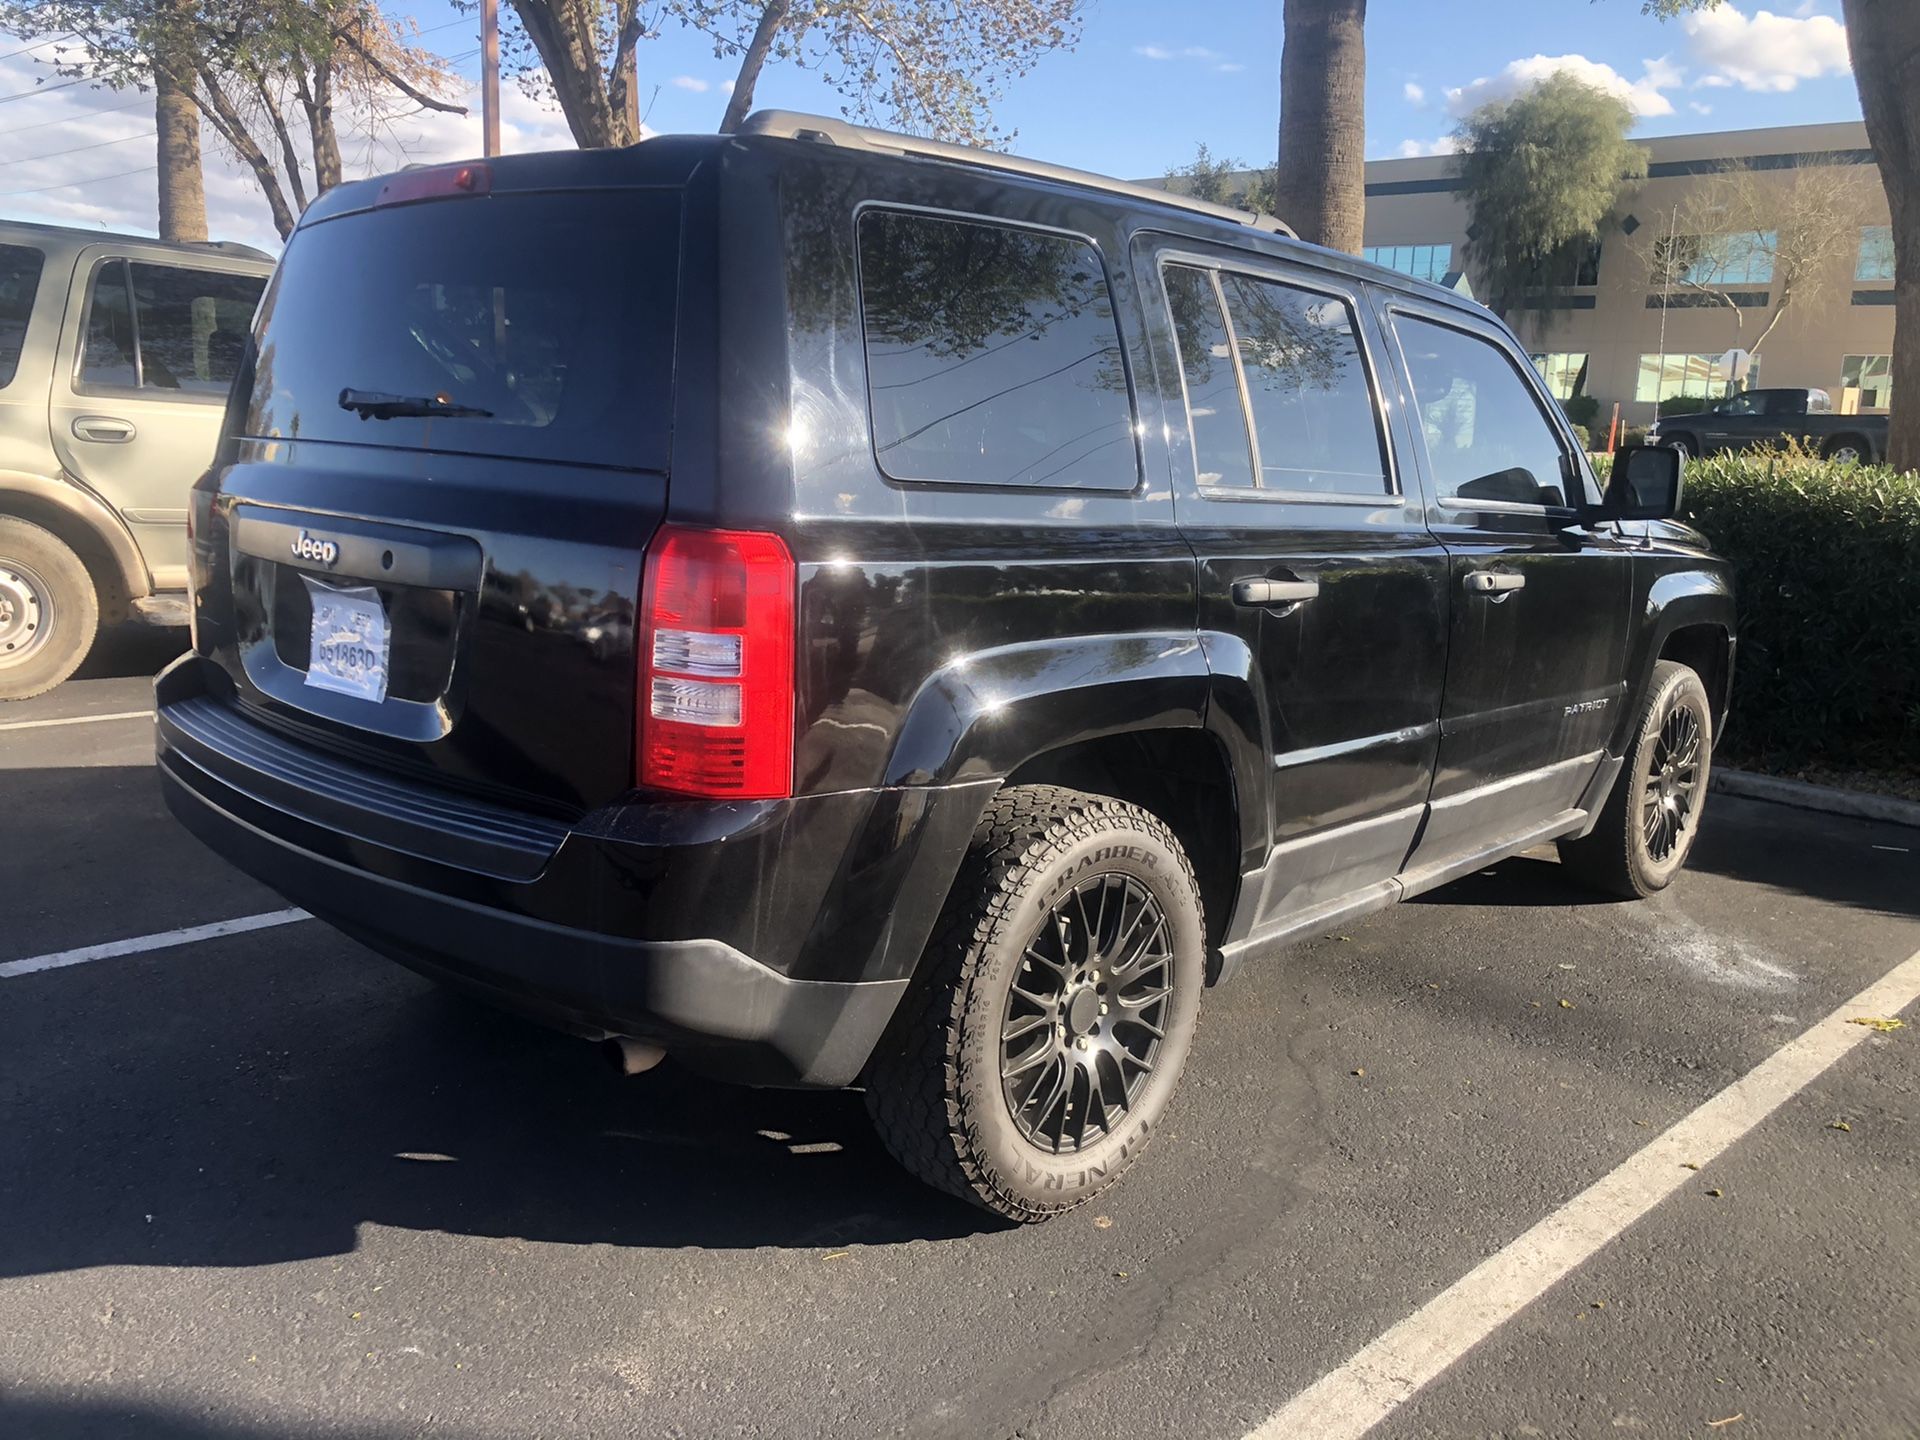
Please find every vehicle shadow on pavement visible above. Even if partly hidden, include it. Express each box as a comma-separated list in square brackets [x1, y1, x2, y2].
[1407, 799, 1918, 922]
[0, 978, 999, 1281]
[0, 1395, 420, 1440]
[70, 620, 188, 683]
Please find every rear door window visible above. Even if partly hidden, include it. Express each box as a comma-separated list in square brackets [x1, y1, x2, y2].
[857, 209, 1137, 490]
[1216, 272, 1389, 496]
[0, 242, 44, 388]
[79, 259, 266, 395]
[1162, 264, 1256, 489]
[244, 190, 681, 472]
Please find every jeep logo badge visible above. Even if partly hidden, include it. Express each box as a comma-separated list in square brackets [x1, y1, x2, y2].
[291, 530, 340, 566]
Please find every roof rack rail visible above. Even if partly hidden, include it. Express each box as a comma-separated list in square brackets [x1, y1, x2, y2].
[738, 110, 1296, 240]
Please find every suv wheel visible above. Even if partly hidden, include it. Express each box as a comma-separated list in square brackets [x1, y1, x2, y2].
[0, 517, 98, 701]
[866, 785, 1205, 1222]
[1558, 660, 1712, 898]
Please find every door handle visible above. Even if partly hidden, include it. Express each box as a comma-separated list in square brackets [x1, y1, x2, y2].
[1464, 571, 1526, 595]
[1232, 577, 1320, 608]
[72, 415, 136, 443]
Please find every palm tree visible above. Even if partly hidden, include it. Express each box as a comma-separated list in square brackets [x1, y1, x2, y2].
[1274, 0, 1366, 254]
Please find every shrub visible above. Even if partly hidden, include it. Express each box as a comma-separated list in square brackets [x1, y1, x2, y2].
[1559, 393, 1600, 428]
[1657, 395, 1711, 417]
[1682, 452, 1920, 774]
[1568, 422, 1591, 451]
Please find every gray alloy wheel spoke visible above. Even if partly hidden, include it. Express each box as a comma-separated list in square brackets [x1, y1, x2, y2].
[1001, 869, 1171, 1154]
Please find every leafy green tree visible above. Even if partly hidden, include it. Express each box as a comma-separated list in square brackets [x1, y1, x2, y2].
[1163, 143, 1281, 217]
[0, 0, 462, 239]
[1643, 0, 1916, 469]
[495, 0, 1084, 150]
[1453, 72, 1646, 322]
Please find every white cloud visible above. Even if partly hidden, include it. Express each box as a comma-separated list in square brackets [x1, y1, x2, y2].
[1135, 43, 1224, 64]
[1403, 81, 1426, 105]
[1683, 5, 1850, 92]
[1445, 52, 1679, 119]
[1216, 62, 1245, 74]
[671, 75, 710, 93]
[1396, 136, 1459, 159]
[1696, 73, 1733, 88]
[1689, 100, 1714, 115]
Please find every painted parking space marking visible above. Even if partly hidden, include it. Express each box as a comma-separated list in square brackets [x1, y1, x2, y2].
[1246, 944, 1920, 1440]
[0, 909, 312, 980]
[0, 709, 152, 732]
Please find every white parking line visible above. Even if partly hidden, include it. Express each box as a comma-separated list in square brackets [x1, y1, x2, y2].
[1247, 944, 1920, 1440]
[0, 709, 152, 732]
[0, 909, 312, 980]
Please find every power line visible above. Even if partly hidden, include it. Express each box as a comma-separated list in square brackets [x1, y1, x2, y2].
[0, 94, 147, 137]
[0, 127, 152, 166]
[0, 162, 153, 198]
[0, 76, 91, 104]
[0, 33, 75, 63]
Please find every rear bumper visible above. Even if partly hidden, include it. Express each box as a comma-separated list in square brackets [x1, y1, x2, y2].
[153, 657, 986, 1087]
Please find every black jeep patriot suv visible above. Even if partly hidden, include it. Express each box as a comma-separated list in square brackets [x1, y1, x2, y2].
[157, 112, 1734, 1221]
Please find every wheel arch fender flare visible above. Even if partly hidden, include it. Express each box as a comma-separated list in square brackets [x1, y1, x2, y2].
[1619, 567, 1736, 751]
[0, 469, 149, 609]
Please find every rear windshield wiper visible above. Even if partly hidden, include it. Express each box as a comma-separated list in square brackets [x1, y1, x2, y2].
[338, 387, 493, 421]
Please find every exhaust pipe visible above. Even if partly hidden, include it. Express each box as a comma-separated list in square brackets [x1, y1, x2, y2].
[605, 1036, 667, 1076]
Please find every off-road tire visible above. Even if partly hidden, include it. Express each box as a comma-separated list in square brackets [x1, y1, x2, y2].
[865, 785, 1205, 1222]
[1559, 660, 1713, 898]
[0, 516, 98, 701]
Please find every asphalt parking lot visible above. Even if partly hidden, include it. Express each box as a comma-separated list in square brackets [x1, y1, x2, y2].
[4, 628, 1917, 1440]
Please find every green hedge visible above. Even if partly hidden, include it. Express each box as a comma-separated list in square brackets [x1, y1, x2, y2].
[1681, 452, 1920, 774]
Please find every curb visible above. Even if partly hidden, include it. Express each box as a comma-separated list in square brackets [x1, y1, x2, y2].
[1711, 768, 1920, 831]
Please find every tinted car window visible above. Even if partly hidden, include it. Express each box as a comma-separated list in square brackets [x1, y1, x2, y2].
[245, 191, 680, 472]
[1219, 272, 1387, 495]
[130, 263, 265, 394]
[1162, 264, 1255, 488]
[0, 242, 44, 388]
[81, 260, 139, 390]
[858, 210, 1136, 489]
[1394, 314, 1569, 508]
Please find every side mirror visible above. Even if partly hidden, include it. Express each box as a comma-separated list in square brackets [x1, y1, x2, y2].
[1601, 444, 1685, 521]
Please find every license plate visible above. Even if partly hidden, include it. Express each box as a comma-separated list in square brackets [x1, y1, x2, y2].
[303, 576, 390, 704]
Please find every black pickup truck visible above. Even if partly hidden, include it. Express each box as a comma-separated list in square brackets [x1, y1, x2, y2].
[1648, 387, 1887, 464]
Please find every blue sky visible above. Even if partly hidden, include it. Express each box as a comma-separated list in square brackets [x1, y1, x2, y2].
[0, 0, 1866, 246]
[435, 0, 1863, 173]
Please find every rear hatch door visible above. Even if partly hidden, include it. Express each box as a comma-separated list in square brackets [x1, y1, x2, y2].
[202, 157, 690, 814]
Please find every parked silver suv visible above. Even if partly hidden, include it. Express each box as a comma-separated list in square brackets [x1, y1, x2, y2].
[0, 220, 272, 699]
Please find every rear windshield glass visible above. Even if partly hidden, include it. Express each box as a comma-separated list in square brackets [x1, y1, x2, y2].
[245, 190, 679, 471]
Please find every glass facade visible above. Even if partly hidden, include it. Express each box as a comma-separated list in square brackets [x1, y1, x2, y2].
[1634, 352, 1760, 404]
[1856, 226, 1894, 283]
[1655, 231, 1776, 288]
[1840, 354, 1891, 410]
[1362, 243, 1453, 284]
[1529, 353, 1589, 401]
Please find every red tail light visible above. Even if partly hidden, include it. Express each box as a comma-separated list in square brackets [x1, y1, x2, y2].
[637, 525, 796, 799]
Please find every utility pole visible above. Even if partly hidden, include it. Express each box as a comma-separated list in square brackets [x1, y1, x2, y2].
[480, 0, 501, 158]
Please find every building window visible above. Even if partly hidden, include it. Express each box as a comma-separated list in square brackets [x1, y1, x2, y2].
[1529, 352, 1589, 401]
[1362, 243, 1452, 284]
[1840, 354, 1891, 410]
[1857, 226, 1894, 283]
[1654, 231, 1776, 288]
[1634, 352, 1761, 404]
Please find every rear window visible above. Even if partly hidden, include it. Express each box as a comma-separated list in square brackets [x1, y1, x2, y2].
[856, 209, 1137, 490]
[245, 190, 679, 472]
